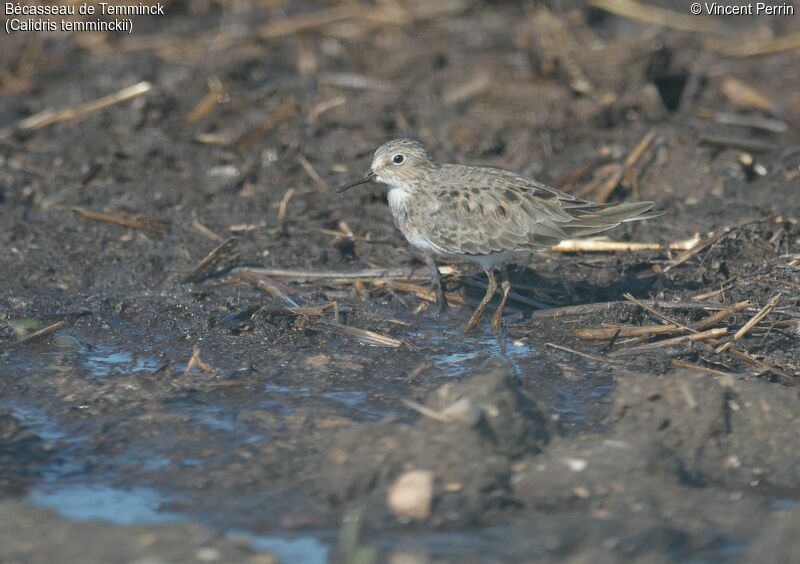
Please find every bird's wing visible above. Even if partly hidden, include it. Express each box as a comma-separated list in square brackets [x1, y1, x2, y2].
[417, 165, 658, 255]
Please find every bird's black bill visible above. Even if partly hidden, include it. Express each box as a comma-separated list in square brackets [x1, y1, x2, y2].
[336, 170, 375, 193]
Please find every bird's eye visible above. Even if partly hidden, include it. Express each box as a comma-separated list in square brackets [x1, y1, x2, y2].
[392, 154, 405, 165]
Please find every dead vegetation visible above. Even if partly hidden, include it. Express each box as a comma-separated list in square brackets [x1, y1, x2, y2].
[1, 0, 799, 561]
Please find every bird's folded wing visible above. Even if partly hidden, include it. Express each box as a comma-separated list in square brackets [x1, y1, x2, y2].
[422, 184, 570, 255]
[419, 166, 659, 255]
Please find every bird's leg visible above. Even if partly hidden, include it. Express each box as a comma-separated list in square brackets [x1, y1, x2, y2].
[490, 266, 511, 332]
[463, 270, 497, 333]
[424, 253, 448, 315]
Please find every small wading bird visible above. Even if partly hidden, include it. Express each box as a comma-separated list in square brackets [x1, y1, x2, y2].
[337, 139, 662, 333]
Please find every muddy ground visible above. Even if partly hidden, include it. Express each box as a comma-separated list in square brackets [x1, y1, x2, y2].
[1, 1, 800, 562]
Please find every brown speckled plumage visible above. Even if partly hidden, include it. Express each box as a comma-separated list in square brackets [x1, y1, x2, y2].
[337, 139, 662, 332]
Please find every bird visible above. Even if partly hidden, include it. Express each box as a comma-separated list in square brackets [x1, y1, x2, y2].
[337, 139, 662, 333]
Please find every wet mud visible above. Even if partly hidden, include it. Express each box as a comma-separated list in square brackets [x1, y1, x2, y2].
[1, 0, 800, 562]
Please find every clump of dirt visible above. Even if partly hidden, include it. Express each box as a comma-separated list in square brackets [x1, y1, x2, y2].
[316, 359, 553, 524]
[1, 0, 799, 560]
[611, 370, 800, 490]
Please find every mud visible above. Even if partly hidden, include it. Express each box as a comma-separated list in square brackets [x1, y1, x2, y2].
[1, 0, 800, 562]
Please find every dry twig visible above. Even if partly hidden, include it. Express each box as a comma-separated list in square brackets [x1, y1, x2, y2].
[184, 238, 239, 283]
[186, 76, 226, 123]
[236, 266, 458, 282]
[72, 207, 168, 236]
[611, 328, 727, 356]
[623, 293, 697, 333]
[545, 342, 624, 365]
[296, 155, 328, 190]
[707, 338, 795, 386]
[401, 399, 452, 423]
[595, 129, 656, 203]
[258, 6, 357, 39]
[277, 187, 296, 234]
[191, 217, 224, 242]
[574, 324, 683, 340]
[589, 0, 720, 33]
[715, 294, 782, 353]
[184, 345, 215, 376]
[379, 280, 466, 307]
[671, 359, 737, 386]
[693, 300, 751, 330]
[712, 30, 800, 58]
[549, 235, 699, 253]
[2, 321, 66, 348]
[699, 134, 777, 153]
[235, 100, 297, 150]
[0, 82, 152, 140]
[238, 270, 300, 308]
[319, 321, 403, 348]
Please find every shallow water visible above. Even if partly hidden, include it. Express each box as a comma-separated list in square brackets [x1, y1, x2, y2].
[29, 484, 181, 525]
[2, 328, 620, 561]
[83, 346, 159, 376]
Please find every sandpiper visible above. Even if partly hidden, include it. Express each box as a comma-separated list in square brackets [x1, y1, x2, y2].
[337, 139, 661, 333]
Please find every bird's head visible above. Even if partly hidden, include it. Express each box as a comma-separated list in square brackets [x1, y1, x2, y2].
[336, 139, 436, 193]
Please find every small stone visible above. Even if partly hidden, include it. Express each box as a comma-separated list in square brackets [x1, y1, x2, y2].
[207, 165, 239, 178]
[563, 457, 588, 472]
[725, 455, 742, 468]
[387, 470, 434, 520]
[52, 333, 81, 349]
[573, 485, 590, 498]
[195, 548, 221, 561]
[440, 397, 482, 426]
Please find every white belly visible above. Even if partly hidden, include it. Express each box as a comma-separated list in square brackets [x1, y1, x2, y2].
[388, 187, 437, 253]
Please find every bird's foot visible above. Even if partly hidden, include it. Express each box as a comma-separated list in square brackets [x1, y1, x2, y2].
[432, 284, 449, 317]
[490, 278, 511, 333]
[463, 305, 486, 333]
[490, 309, 504, 332]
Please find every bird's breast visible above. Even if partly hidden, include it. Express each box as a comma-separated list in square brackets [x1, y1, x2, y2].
[387, 186, 411, 231]
[387, 186, 438, 253]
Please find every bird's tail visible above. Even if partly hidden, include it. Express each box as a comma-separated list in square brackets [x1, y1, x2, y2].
[560, 201, 663, 238]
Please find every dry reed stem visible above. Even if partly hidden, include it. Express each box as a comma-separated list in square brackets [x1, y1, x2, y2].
[236, 266, 458, 282]
[238, 270, 300, 308]
[693, 300, 751, 330]
[184, 345, 215, 376]
[715, 293, 782, 353]
[623, 293, 697, 333]
[574, 324, 683, 340]
[611, 328, 727, 356]
[277, 187, 296, 233]
[550, 235, 699, 253]
[191, 217, 224, 242]
[296, 155, 329, 190]
[671, 359, 737, 386]
[380, 280, 466, 307]
[234, 100, 296, 150]
[712, 30, 800, 57]
[0, 81, 152, 140]
[2, 321, 66, 348]
[320, 321, 403, 347]
[72, 207, 167, 235]
[185, 77, 226, 123]
[184, 238, 239, 283]
[589, 0, 720, 33]
[545, 342, 624, 365]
